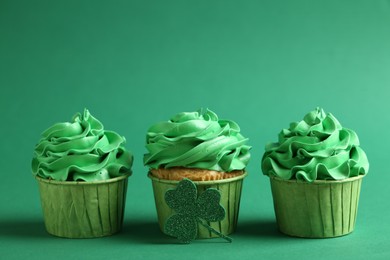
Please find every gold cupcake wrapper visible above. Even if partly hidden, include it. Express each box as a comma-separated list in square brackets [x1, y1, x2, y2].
[269, 175, 364, 238]
[35, 174, 130, 238]
[148, 172, 247, 239]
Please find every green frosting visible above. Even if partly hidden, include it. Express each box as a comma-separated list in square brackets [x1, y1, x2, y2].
[32, 109, 133, 181]
[261, 108, 369, 182]
[144, 108, 250, 172]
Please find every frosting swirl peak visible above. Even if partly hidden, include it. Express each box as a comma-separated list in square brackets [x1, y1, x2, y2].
[261, 108, 369, 182]
[144, 108, 251, 172]
[32, 109, 133, 181]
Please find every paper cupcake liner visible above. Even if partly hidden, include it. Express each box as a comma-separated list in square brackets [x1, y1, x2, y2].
[148, 172, 247, 239]
[35, 174, 130, 238]
[269, 175, 364, 238]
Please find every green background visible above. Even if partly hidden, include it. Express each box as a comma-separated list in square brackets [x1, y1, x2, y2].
[1, 0, 389, 259]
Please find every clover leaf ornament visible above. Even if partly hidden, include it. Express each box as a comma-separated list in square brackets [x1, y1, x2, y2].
[164, 178, 232, 243]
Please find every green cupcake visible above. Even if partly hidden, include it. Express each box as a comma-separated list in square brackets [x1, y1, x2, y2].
[144, 108, 251, 241]
[32, 109, 133, 238]
[262, 107, 369, 238]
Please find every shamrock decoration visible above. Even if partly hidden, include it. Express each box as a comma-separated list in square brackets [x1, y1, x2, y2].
[164, 178, 232, 243]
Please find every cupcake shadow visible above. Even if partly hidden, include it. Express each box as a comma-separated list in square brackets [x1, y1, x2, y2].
[115, 219, 173, 244]
[117, 218, 243, 244]
[0, 218, 49, 239]
[0, 217, 172, 243]
[236, 219, 283, 238]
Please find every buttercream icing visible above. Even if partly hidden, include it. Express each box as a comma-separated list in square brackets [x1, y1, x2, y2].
[261, 108, 369, 182]
[32, 109, 133, 181]
[144, 108, 250, 172]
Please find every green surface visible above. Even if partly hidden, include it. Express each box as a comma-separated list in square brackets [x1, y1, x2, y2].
[1, 0, 389, 259]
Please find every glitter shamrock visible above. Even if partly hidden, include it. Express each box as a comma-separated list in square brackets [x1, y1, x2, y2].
[164, 178, 232, 243]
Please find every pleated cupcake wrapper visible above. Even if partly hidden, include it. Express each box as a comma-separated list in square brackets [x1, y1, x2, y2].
[148, 172, 247, 239]
[35, 174, 130, 238]
[269, 175, 364, 238]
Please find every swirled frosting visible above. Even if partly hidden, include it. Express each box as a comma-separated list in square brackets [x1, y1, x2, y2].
[144, 108, 251, 172]
[32, 109, 133, 181]
[261, 108, 369, 182]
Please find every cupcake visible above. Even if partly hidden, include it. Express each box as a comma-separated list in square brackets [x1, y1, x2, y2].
[144, 108, 250, 241]
[262, 108, 369, 238]
[32, 109, 133, 238]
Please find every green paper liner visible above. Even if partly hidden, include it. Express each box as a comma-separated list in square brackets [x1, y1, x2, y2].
[269, 175, 364, 238]
[148, 172, 247, 239]
[35, 174, 130, 238]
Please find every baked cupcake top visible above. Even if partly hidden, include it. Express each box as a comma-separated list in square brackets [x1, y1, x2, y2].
[261, 107, 369, 182]
[144, 108, 251, 172]
[32, 109, 133, 181]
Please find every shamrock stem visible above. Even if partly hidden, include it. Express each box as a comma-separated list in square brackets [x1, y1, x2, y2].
[197, 219, 233, 243]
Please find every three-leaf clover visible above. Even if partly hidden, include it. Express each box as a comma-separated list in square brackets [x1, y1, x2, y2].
[164, 178, 232, 243]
